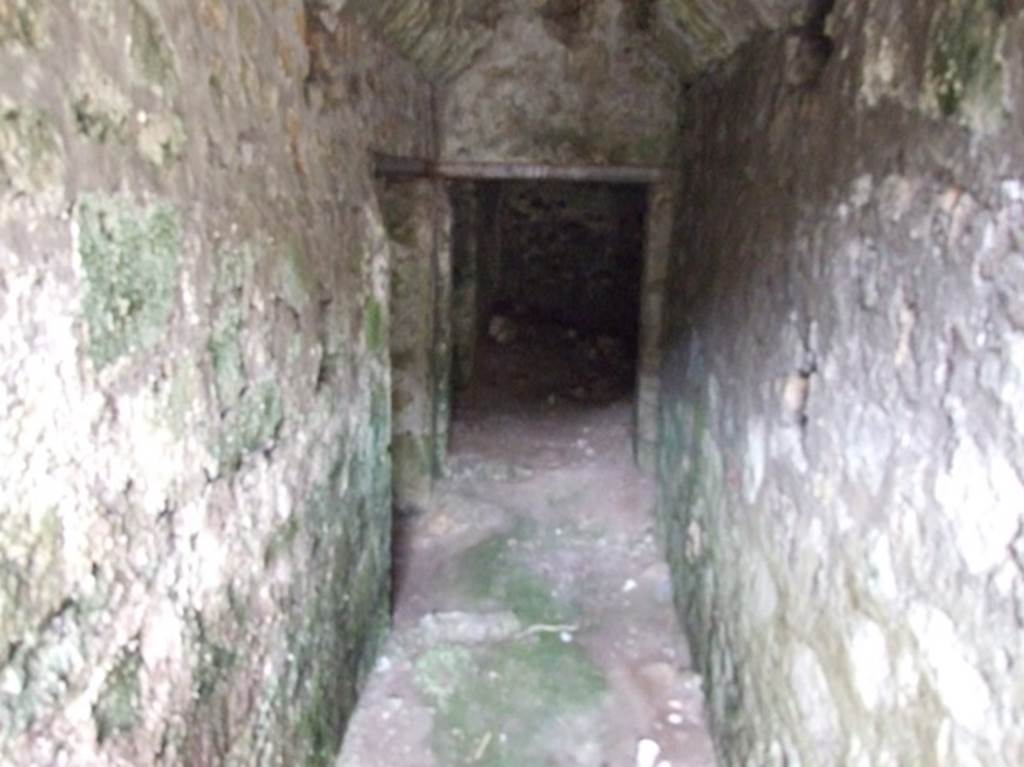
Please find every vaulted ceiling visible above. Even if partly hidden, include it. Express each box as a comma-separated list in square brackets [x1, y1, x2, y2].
[318, 0, 818, 82]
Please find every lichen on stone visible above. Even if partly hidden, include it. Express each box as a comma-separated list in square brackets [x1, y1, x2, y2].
[93, 646, 143, 743]
[76, 195, 182, 369]
[0, 104, 63, 198]
[71, 62, 131, 144]
[415, 635, 606, 765]
[0, 0, 49, 49]
[455, 529, 576, 625]
[2, 602, 90, 741]
[129, 0, 178, 90]
[0, 505, 62, 649]
[276, 238, 316, 313]
[364, 295, 386, 353]
[207, 243, 255, 408]
[280, 452, 391, 767]
[216, 381, 284, 471]
[263, 514, 300, 568]
[927, 0, 1005, 124]
[187, 609, 238, 704]
[137, 113, 187, 167]
[209, 308, 246, 409]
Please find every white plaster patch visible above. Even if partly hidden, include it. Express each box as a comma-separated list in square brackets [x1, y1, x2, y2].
[909, 605, 992, 735]
[782, 373, 809, 416]
[1001, 179, 1024, 202]
[846, 404, 892, 497]
[851, 174, 874, 210]
[707, 374, 721, 417]
[194, 526, 228, 604]
[865, 535, 899, 602]
[742, 416, 767, 504]
[770, 424, 808, 475]
[790, 643, 841, 757]
[1001, 333, 1024, 435]
[895, 649, 920, 708]
[849, 618, 890, 710]
[686, 520, 704, 560]
[746, 553, 778, 624]
[879, 174, 915, 222]
[893, 292, 916, 369]
[934, 436, 1024, 575]
[860, 26, 899, 108]
[124, 389, 183, 514]
[141, 601, 184, 667]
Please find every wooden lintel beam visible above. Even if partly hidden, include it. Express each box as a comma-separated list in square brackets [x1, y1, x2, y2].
[372, 153, 668, 185]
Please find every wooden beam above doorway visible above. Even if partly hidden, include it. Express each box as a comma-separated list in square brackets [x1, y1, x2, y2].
[372, 153, 670, 185]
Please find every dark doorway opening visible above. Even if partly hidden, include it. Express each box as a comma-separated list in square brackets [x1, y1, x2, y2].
[449, 179, 648, 427]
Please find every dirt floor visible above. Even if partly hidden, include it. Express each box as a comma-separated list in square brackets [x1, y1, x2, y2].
[336, 320, 717, 767]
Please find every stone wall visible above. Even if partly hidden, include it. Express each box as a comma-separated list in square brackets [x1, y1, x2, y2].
[0, 2, 431, 765]
[378, 179, 453, 511]
[451, 181, 504, 391]
[658, 1, 1024, 765]
[341, 0, 816, 84]
[635, 181, 673, 473]
[440, 0, 681, 165]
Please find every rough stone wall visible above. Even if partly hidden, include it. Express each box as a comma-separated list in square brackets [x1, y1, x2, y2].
[440, 0, 682, 165]
[339, 0, 817, 87]
[651, 0, 814, 76]
[0, 3, 431, 765]
[451, 183, 482, 390]
[330, 0, 497, 82]
[659, 1, 1024, 765]
[451, 181, 504, 391]
[635, 181, 673, 472]
[378, 179, 453, 511]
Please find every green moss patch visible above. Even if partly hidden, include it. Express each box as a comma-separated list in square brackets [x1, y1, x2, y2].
[186, 609, 239, 704]
[216, 381, 283, 471]
[928, 0, 1005, 120]
[364, 296, 386, 354]
[93, 646, 143, 744]
[0, 0, 49, 48]
[71, 68, 131, 145]
[137, 113, 187, 168]
[207, 244, 286, 472]
[76, 195, 181, 368]
[277, 239, 315, 313]
[454, 528, 574, 626]
[0, 105, 62, 196]
[263, 514, 300, 568]
[424, 519, 626, 760]
[209, 307, 246, 410]
[415, 636, 606, 766]
[209, 244, 256, 410]
[73, 96, 122, 144]
[130, 0, 177, 89]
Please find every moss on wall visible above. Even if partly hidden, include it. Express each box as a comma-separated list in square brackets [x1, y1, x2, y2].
[93, 647, 143, 744]
[129, 0, 177, 90]
[364, 295, 386, 354]
[277, 238, 316, 313]
[927, 0, 1005, 120]
[0, 0, 48, 49]
[0, 105, 62, 196]
[216, 381, 284, 472]
[0, 3, 430, 764]
[76, 195, 181, 369]
[659, 11, 1024, 765]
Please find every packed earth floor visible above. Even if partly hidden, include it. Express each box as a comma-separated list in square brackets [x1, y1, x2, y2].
[337, 321, 716, 767]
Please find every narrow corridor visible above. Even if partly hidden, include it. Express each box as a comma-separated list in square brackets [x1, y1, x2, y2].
[5, 2, 1023, 764]
[338, 324, 715, 766]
